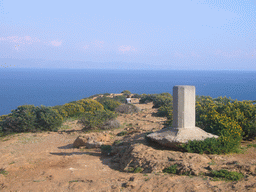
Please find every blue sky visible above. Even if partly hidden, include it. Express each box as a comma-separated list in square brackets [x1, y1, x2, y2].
[0, 0, 255, 70]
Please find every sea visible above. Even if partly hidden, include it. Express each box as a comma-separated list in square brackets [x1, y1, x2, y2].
[0, 68, 256, 116]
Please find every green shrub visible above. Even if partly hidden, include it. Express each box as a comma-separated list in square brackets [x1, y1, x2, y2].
[182, 115, 242, 154]
[78, 110, 118, 131]
[51, 105, 69, 118]
[196, 96, 256, 140]
[132, 94, 141, 98]
[34, 106, 63, 132]
[157, 105, 172, 117]
[182, 138, 223, 154]
[0, 168, 8, 176]
[134, 167, 143, 173]
[152, 94, 173, 108]
[96, 96, 121, 111]
[76, 99, 104, 112]
[0, 114, 9, 122]
[121, 90, 131, 95]
[115, 104, 141, 114]
[52, 99, 104, 119]
[1, 105, 37, 133]
[139, 94, 157, 104]
[196, 95, 254, 140]
[112, 95, 127, 103]
[179, 95, 244, 154]
[126, 167, 135, 172]
[211, 169, 244, 181]
[104, 100, 121, 111]
[117, 131, 128, 136]
[0, 115, 10, 134]
[139, 93, 172, 108]
[1, 105, 63, 133]
[163, 164, 178, 174]
[226, 100, 256, 140]
[0, 125, 3, 135]
[62, 103, 85, 117]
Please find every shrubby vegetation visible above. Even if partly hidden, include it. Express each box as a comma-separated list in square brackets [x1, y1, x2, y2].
[162, 165, 244, 181]
[96, 96, 122, 111]
[195, 96, 256, 140]
[139, 93, 173, 125]
[131, 94, 141, 98]
[115, 104, 141, 114]
[112, 95, 127, 104]
[152, 93, 173, 108]
[1, 90, 256, 157]
[156, 105, 172, 117]
[139, 93, 173, 108]
[121, 90, 131, 96]
[210, 169, 244, 181]
[78, 110, 118, 131]
[52, 99, 104, 119]
[181, 96, 256, 154]
[139, 94, 158, 104]
[0, 93, 125, 136]
[139, 93, 256, 154]
[0, 105, 63, 133]
[162, 164, 178, 174]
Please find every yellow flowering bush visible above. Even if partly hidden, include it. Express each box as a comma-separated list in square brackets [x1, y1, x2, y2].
[76, 99, 104, 112]
[51, 106, 69, 118]
[62, 103, 85, 117]
[181, 96, 248, 154]
[52, 99, 104, 118]
[0, 115, 9, 122]
[196, 96, 256, 140]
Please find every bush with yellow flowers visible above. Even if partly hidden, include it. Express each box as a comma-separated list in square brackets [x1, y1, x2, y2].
[196, 96, 256, 140]
[62, 103, 85, 117]
[76, 98, 104, 112]
[181, 95, 255, 154]
[52, 99, 104, 119]
[51, 105, 69, 118]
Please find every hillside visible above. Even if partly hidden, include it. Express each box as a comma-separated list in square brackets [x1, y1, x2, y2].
[0, 97, 256, 191]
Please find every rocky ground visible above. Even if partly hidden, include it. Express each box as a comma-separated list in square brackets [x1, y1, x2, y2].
[1, 97, 256, 192]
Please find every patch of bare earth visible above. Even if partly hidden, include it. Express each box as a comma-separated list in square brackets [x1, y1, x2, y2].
[0, 97, 256, 191]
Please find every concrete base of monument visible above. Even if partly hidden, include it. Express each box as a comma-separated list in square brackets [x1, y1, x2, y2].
[146, 127, 218, 148]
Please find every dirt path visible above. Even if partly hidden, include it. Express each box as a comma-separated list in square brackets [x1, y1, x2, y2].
[1, 98, 256, 191]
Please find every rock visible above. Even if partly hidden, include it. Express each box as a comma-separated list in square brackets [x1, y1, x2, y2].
[73, 136, 103, 148]
[146, 127, 218, 147]
[116, 143, 211, 175]
[73, 133, 111, 148]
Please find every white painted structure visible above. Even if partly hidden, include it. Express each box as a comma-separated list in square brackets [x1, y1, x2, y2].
[146, 85, 218, 146]
[173, 85, 195, 128]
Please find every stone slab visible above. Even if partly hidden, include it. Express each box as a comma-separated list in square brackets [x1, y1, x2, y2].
[146, 127, 218, 147]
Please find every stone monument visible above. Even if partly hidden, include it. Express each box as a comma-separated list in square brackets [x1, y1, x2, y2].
[147, 85, 218, 148]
